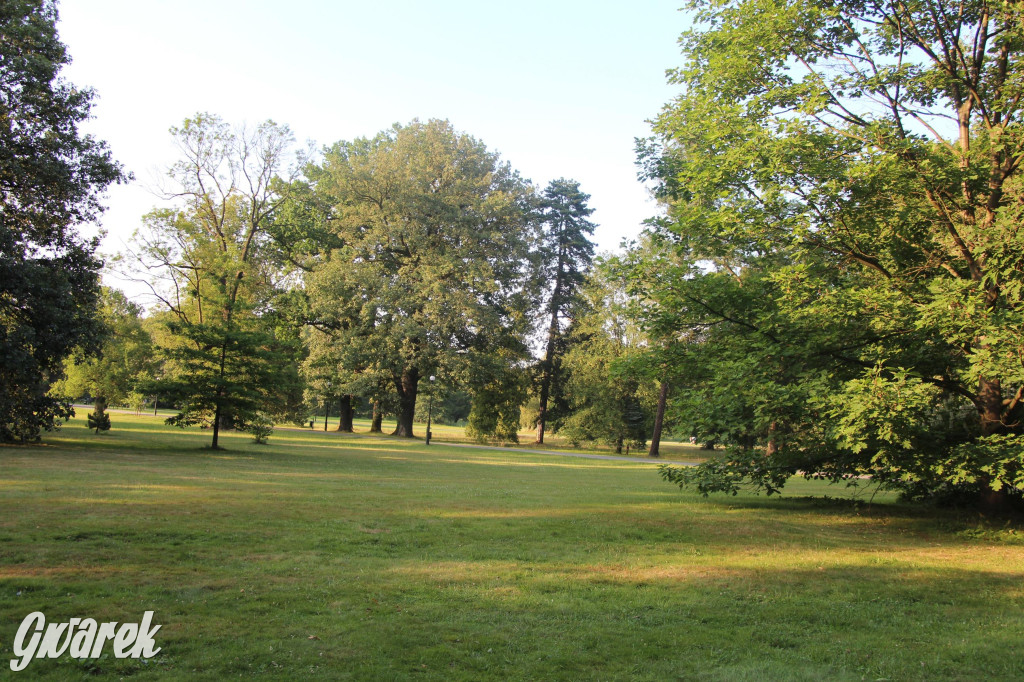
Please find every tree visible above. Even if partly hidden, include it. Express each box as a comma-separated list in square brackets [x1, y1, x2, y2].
[637, 0, 1024, 503]
[559, 267, 654, 454]
[156, 319, 287, 446]
[52, 288, 157, 431]
[0, 0, 125, 441]
[130, 114, 301, 448]
[466, 345, 529, 443]
[533, 179, 597, 444]
[305, 119, 536, 437]
[300, 326, 370, 432]
[86, 408, 110, 434]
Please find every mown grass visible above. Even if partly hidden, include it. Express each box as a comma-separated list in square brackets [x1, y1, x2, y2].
[1, 414, 1022, 680]
[306, 414, 705, 461]
[110, 405, 704, 459]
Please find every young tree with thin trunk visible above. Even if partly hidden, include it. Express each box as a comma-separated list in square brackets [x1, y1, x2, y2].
[130, 114, 301, 449]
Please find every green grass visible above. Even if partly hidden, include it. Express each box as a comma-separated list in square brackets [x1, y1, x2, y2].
[305, 415, 705, 461]
[1, 414, 1022, 680]
[101, 401, 705, 459]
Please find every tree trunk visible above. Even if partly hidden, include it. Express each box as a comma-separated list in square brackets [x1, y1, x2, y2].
[535, 284, 563, 445]
[535, 385, 548, 444]
[765, 421, 779, 457]
[975, 376, 1010, 508]
[977, 376, 1004, 436]
[211, 341, 227, 449]
[535, 348, 552, 445]
[370, 401, 383, 433]
[649, 379, 669, 458]
[211, 400, 222, 449]
[392, 367, 419, 437]
[337, 394, 354, 432]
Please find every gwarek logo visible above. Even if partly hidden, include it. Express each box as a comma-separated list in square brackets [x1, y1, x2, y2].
[9, 611, 161, 672]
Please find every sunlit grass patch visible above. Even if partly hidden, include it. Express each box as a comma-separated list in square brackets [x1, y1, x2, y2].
[0, 413, 1021, 679]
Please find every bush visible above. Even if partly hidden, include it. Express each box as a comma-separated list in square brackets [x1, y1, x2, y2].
[86, 398, 111, 434]
[244, 415, 274, 444]
[86, 411, 111, 434]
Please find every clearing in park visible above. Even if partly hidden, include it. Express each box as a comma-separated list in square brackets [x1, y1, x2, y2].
[0, 414, 1021, 680]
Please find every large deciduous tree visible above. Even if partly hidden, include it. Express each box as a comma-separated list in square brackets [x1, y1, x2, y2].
[53, 288, 157, 427]
[0, 0, 125, 441]
[533, 178, 596, 444]
[637, 0, 1024, 503]
[305, 119, 535, 437]
[131, 114, 301, 449]
[559, 266, 654, 454]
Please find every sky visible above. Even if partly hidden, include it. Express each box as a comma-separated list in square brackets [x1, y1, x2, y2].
[56, 1, 689, 297]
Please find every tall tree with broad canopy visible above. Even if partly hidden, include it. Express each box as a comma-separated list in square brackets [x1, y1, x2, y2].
[305, 119, 535, 437]
[0, 0, 125, 441]
[130, 114, 303, 449]
[533, 178, 596, 444]
[636, 0, 1024, 503]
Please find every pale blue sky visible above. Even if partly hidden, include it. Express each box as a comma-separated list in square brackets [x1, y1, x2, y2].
[58, 1, 689, 294]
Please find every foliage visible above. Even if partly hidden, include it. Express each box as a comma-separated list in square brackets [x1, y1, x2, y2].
[466, 348, 528, 443]
[86, 406, 111, 434]
[0, 0, 125, 441]
[415, 388, 471, 425]
[634, 0, 1024, 503]
[300, 321, 384, 429]
[130, 113, 302, 448]
[155, 319, 285, 446]
[559, 266, 654, 453]
[303, 119, 536, 437]
[52, 288, 157, 411]
[243, 413, 274, 444]
[532, 178, 597, 443]
[659, 454, 787, 498]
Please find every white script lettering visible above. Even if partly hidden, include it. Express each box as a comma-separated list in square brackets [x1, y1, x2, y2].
[10, 611, 161, 672]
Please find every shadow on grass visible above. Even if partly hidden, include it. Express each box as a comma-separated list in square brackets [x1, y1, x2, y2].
[3, 413, 1024, 681]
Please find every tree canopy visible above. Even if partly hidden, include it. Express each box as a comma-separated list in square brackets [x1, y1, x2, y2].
[0, 0, 125, 441]
[304, 119, 536, 437]
[131, 114, 303, 448]
[559, 265, 654, 454]
[53, 288, 156, 415]
[533, 178, 597, 444]
[635, 0, 1024, 503]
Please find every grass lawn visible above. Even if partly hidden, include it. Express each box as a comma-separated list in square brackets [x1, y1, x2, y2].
[1, 414, 1022, 680]
[303, 414, 705, 461]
